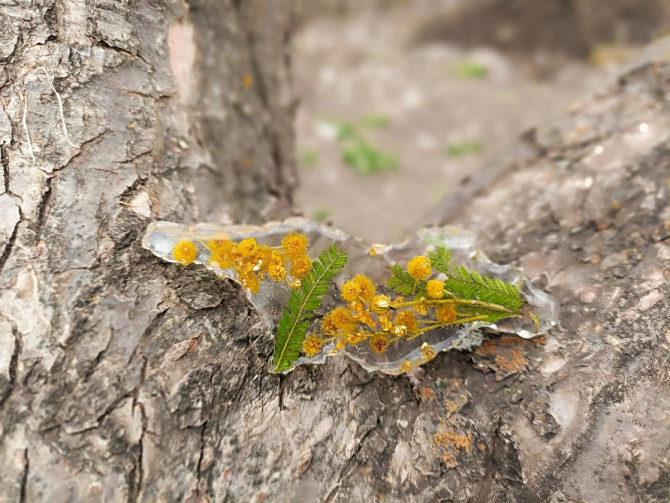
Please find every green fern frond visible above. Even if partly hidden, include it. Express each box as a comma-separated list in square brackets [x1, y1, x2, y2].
[428, 246, 451, 275]
[444, 266, 525, 312]
[270, 245, 348, 373]
[387, 264, 416, 296]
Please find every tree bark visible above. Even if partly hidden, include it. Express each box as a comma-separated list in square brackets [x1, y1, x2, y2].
[0, 0, 296, 501]
[1, 2, 669, 503]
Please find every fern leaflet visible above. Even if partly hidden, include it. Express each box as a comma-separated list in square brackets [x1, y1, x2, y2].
[387, 264, 417, 296]
[428, 246, 451, 276]
[444, 266, 524, 312]
[270, 245, 348, 373]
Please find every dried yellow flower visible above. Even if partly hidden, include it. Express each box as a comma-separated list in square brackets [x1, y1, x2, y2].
[420, 342, 436, 361]
[346, 331, 368, 345]
[329, 307, 356, 332]
[413, 302, 428, 315]
[267, 263, 287, 281]
[342, 274, 376, 302]
[371, 295, 391, 312]
[173, 238, 198, 265]
[436, 304, 457, 323]
[282, 232, 308, 257]
[370, 334, 389, 353]
[238, 238, 259, 258]
[290, 255, 312, 280]
[321, 313, 339, 335]
[395, 310, 418, 332]
[302, 335, 323, 357]
[241, 272, 260, 293]
[407, 256, 431, 280]
[426, 280, 445, 299]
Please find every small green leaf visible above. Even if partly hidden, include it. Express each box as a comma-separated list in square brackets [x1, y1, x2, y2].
[445, 140, 484, 157]
[387, 264, 416, 296]
[444, 266, 524, 312]
[270, 245, 348, 373]
[452, 61, 488, 79]
[360, 114, 390, 128]
[428, 247, 451, 276]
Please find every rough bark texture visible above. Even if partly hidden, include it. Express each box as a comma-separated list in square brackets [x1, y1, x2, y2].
[0, 0, 297, 501]
[0, 3, 668, 503]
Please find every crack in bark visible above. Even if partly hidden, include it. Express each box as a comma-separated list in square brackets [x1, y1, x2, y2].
[19, 448, 29, 503]
[62, 129, 111, 169]
[31, 175, 53, 238]
[278, 374, 285, 411]
[195, 420, 208, 495]
[0, 321, 21, 409]
[1, 144, 9, 193]
[128, 402, 147, 503]
[0, 207, 19, 276]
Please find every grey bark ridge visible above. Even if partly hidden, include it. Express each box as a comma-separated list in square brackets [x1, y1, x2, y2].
[0, 1, 668, 502]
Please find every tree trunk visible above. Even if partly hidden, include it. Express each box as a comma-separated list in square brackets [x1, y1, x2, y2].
[1, 2, 669, 503]
[0, 0, 296, 500]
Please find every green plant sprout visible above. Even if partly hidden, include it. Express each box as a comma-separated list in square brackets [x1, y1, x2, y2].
[452, 61, 488, 79]
[445, 140, 485, 157]
[327, 118, 399, 175]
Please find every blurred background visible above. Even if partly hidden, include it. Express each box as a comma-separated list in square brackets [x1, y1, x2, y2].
[289, 0, 670, 243]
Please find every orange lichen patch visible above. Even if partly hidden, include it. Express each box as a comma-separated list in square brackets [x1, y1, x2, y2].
[173, 238, 198, 265]
[433, 424, 473, 468]
[444, 399, 461, 417]
[407, 256, 431, 280]
[243, 74, 253, 88]
[474, 335, 535, 379]
[420, 387, 436, 401]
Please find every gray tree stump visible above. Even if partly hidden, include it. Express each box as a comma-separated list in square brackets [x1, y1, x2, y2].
[0, 1, 668, 502]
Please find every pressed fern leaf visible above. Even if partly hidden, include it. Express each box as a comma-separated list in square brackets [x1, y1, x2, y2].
[387, 264, 417, 296]
[444, 266, 525, 312]
[428, 246, 451, 276]
[270, 245, 348, 373]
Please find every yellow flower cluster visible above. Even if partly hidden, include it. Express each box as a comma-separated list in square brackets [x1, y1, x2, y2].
[173, 238, 198, 265]
[304, 271, 467, 358]
[172, 232, 313, 294]
[408, 256, 431, 280]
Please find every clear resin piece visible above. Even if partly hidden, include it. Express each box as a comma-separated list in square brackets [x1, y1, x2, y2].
[143, 219, 558, 375]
